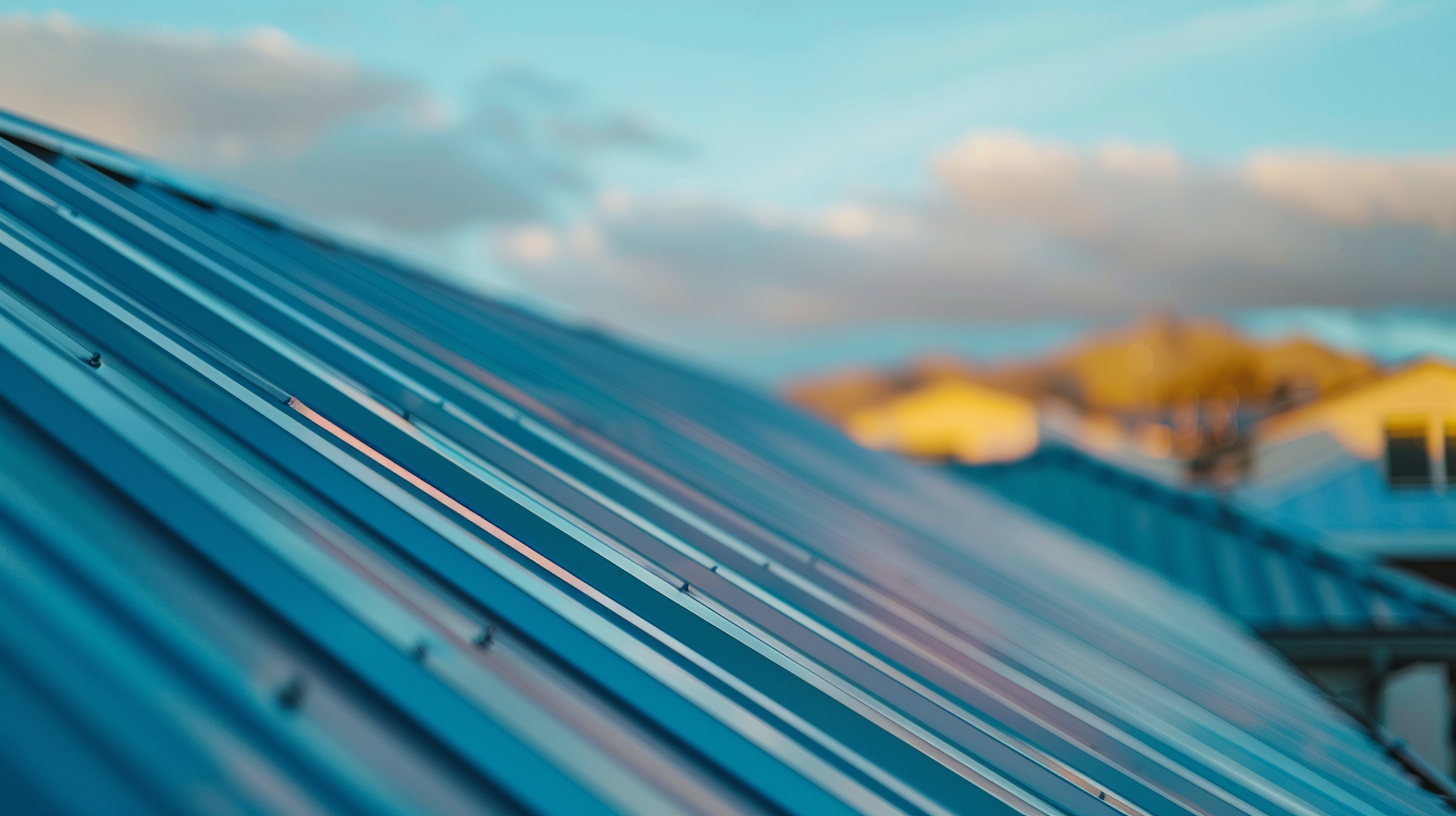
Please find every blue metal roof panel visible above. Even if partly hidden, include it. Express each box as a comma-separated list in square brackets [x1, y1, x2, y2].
[0, 116, 1450, 816]
[957, 446, 1456, 637]
[1237, 454, 1456, 557]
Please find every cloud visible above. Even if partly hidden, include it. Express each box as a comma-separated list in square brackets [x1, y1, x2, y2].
[1244, 151, 1456, 230]
[217, 69, 669, 230]
[505, 133, 1456, 332]
[2, 14, 1448, 341]
[0, 14, 663, 230]
[0, 13, 406, 162]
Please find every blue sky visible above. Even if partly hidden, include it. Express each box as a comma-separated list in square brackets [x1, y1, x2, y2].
[0, 2, 1453, 379]
[8, 0, 1453, 205]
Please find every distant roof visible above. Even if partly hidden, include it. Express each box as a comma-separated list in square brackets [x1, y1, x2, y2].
[957, 445, 1456, 637]
[1238, 447, 1456, 559]
[1239, 357, 1456, 557]
[1260, 357, 1456, 457]
[0, 108, 1450, 816]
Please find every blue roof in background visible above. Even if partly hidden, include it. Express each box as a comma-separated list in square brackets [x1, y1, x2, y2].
[1236, 452, 1456, 560]
[0, 111, 1450, 816]
[957, 445, 1456, 636]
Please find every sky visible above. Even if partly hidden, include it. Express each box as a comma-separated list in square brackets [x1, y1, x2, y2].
[0, 1, 1453, 380]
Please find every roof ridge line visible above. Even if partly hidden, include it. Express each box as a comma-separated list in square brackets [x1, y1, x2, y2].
[1038, 443, 1456, 622]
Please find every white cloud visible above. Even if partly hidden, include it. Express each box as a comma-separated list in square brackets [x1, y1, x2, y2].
[507, 133, 1456, 334]
[1244, 151, 1456, 230]
[934, 134, 1082, 211]
[0, 15, 663, 231]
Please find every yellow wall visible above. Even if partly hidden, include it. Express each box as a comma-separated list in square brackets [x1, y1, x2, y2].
[1260, 359, 1456, 459]
[845, 380, 1038, 463]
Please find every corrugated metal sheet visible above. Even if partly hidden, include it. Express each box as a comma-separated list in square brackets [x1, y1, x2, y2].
[957, 445, 1456, 636]
[0, 112, 1450, 816]
[1238, 449, 1456, 559]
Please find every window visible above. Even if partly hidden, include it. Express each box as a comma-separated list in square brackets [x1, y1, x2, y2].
[1385, 415, 1431, 487]
[1446, 420, 1456, 483]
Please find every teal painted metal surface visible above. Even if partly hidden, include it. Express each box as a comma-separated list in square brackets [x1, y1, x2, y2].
[0, 110, 1450, 816]
[1239, 454, 1456, 560]
[956, 445, 1456, 635]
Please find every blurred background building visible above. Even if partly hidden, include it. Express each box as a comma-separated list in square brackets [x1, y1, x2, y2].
[788, 315, 1456, 775]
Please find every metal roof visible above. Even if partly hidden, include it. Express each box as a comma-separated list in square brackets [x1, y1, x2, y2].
[957, 445, 1456, 636]
[1237, 442, 1456, 559]
[0, 112, 1450, 816]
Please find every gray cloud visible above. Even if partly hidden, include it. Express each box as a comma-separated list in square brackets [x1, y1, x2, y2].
[0, 13, 406, 162]
[504, 134, 1456, 332]
[0, 14, 663, 230]
[223, 70, 669, 230]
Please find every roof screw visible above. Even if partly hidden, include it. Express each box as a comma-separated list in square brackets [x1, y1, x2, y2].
[472, 625, 497, 650]
[85, 352, 102, 368]
[409, 642, 428, 662]
[276, 675, 306, 711]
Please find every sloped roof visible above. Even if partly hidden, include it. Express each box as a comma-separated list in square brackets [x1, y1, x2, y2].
[0, 111, 1450, 816]
[958, 445, 1456, 635]
[1260, 357, 1456, 457]
[1240, 449, 1456, 559]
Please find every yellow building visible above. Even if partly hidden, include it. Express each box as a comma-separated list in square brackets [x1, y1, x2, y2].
[784, 316, 1383, 471]
[844, 380, 1038, 464]
[1237, 357, 1456, 564]
[1260, 357, 1456, 473]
